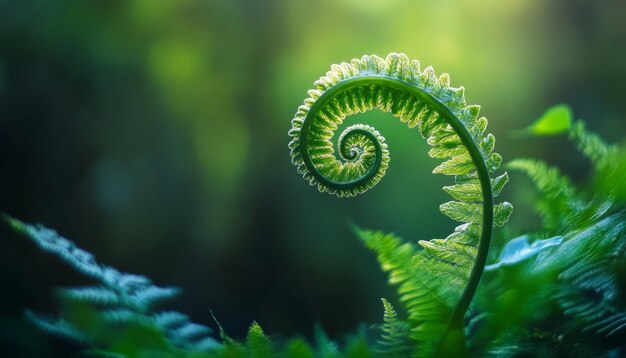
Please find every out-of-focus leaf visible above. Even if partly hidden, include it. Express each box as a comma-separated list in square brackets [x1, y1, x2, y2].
[597, 147, 626, 201]
[485, 235, 563, 271]
[515, 104, 572, 136]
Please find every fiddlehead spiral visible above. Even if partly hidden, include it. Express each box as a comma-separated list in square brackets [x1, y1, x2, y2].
[288, 53, 512, 353]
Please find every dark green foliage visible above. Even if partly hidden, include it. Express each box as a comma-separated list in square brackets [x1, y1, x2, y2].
[5, 216, 220, 356]
[5, 215, 383, 357]
[469, 113, 626, 356]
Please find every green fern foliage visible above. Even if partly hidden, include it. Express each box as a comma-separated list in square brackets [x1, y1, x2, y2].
[506, 159, 581, 233]
[356, 228, 470, 356]
[313, 324, 340, 358]
[377, 298, 411, 357]
[5, 216, 220, 356]
[473, 114, 626, 356]
[551, 214, 626, 338]
[5, 214, 387, 357]
[7, 53, 625, 357]
[246, 322, 274, 358]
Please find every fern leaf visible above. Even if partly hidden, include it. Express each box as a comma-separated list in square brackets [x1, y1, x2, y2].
[6, 216, 220, 354]
[377, 298, 412, 357]
[507, 159, 581, 232]
[439, 201, 482, 224]
[25, 310, 90, 345]
[432, 154, 475, 176]
[283, 337, 315, 358]
[356, 228, 468, 356]
[314, 323, 339, 358]
[246, 321, 274, 358]
[290, 55, 513, 354]
[59, 286, 123, 306]
[132, 286, 181, 310]
[534, 213, 626, 338]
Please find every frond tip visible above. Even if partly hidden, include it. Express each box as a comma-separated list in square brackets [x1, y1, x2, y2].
[377, 298, 412, 356]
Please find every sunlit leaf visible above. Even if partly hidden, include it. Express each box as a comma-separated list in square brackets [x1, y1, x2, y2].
[517, 104, 572, 136]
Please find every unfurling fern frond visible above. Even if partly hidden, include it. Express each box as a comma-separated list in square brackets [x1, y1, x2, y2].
[289, 53, 512, 355]
[5, 216, 220, 356]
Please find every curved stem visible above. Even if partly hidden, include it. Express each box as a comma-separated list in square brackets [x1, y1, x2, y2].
[300, 75, 494, 337]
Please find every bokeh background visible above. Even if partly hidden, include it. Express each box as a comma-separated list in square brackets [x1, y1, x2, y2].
[1, 0, 625, 355]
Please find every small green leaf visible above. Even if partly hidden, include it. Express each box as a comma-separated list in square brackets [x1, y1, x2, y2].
[428, 143, 466, 159]
[518, 104, 572, 136]
[494, 202, 513, 227]
[433, 154, 474, 175]
[443, 183, 482, 203]
[487, 153, 503, 172]
[419, 240, 476, 267]
[313, 324, 339, 358]
[439, 201, 482, 223]
[492, 172, 509, 197]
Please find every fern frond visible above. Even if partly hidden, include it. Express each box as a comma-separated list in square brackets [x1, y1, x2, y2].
[314, 323, 339, 358]
[507, 159, 583, 232]
[290, 54, 513, 354]
[507, 159, 575, 195]
[357, 228, 470, 356]
[59, 286, 124, 306]
[246, 321, 274, 358]
[377, 298, 412, 357]
[539, 213, 626, 338]
[6, 216, 220, 355]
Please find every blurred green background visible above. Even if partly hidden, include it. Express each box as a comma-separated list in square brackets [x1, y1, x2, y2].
[1, 0, 625, 355]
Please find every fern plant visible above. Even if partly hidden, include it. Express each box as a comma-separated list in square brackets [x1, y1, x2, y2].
[288, 53, 512, 356]
[469, 106, 626, 356]
[5, 55, 626, 358]
[4, 215, 220, 357]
